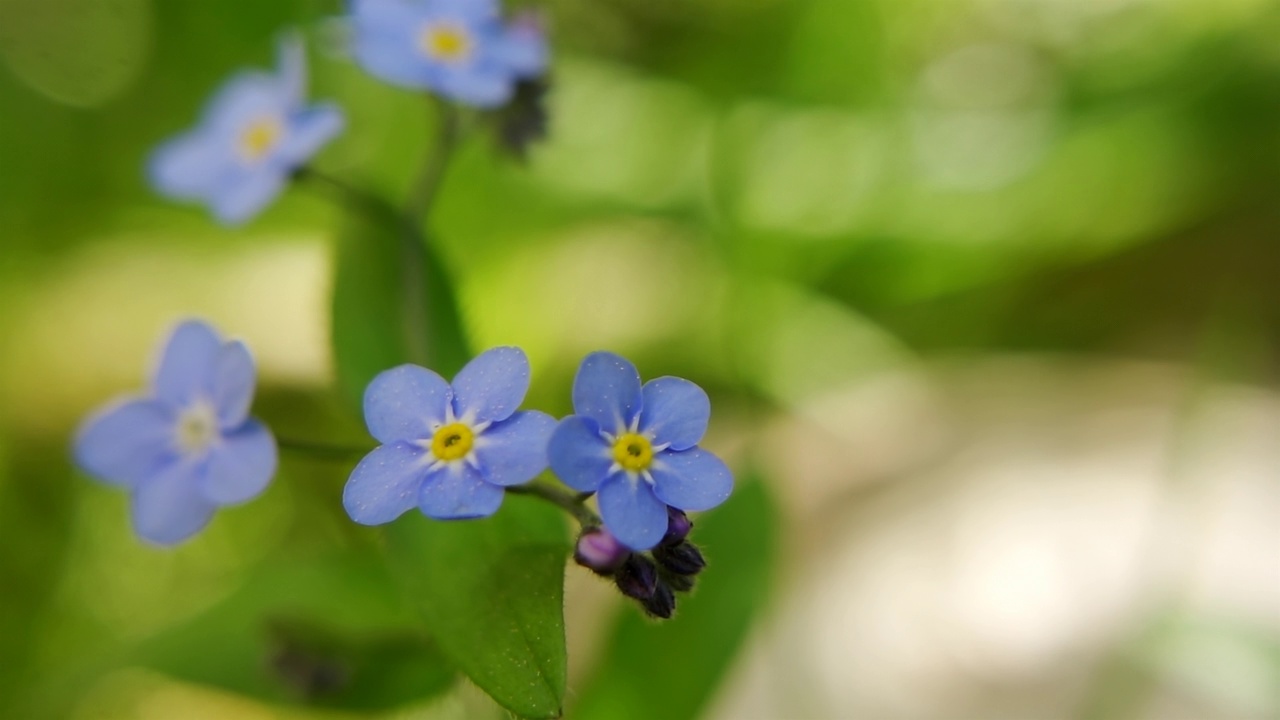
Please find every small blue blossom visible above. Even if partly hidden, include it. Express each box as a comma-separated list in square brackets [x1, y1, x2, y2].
[148, 34, 345, 225]
[548, 352, 734, 550]
[344, 347, 556, 523]
[74, 320, 278, 546]
[349, 0, 548, 108]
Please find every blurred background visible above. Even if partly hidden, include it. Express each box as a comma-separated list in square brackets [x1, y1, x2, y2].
[2, 0, 1280, 718]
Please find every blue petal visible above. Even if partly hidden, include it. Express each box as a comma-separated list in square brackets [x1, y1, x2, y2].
[597, 473, 667, 550]
[200, 420, 277, 505]
[429, 0, 499, 19]
[547, 415, 611, 492]
[209, 169, 287, 225]
[473, 410, 555, 486]
[352, 0, 429, 30]
[279, 104, 344, 166]
[148, 131, 228, 199]
[437, 63, 513, 107]
[204, 71, 289, 137]
[343, 441, 432, 525]
[277, 31, 307, 108]
[495, 22, 547, 77]
[650, 447, 733, 512]
[351, 3, 435, 88]
[130, 460, 217, 545]
[638, 376, 710, 451]
[417, 462, 504, 519]
[211, 340, 255, 429]
[451, 346, 530, 424]
[572, 352, 642, 436]
[154, 319, 221, 408]
[363, 364, 453, 444]
[74, 398, 176, 486]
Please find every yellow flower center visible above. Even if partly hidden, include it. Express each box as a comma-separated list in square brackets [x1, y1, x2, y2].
[176, 403, 218, 455]
[420, 24, 471, 62]
[239, 116, 283, 161]
[431, 422, 474, 462]
[612, 433, 654, 473]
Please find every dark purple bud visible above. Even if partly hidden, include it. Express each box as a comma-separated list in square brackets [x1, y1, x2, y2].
[663, 508, 693, 546]
[654, 541, 706, 576]
[493, 77, 549, 160]
[615, 555, 658, 601]
[664, 571, 695, 593]
[574, 527, 629, 575]
[642, 581, 676, 619]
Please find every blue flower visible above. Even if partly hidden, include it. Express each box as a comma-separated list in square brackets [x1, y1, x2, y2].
[548, 352, 733, 550]
[74, 320, 278, 546]
[343, 347, 557, 523]
[349, 0, 548, 107]
[148, 34, 345, 225]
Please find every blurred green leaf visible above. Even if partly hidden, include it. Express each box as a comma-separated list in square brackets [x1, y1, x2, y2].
[331, 193, 470, 407]
[131, 551, 456, 711]
[384, 494, 569, 719]
[573, 478, 778, 720]
[0, 442, 77, 718]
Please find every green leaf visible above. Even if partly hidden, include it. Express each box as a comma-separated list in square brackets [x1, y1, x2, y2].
[384, 494, 570, 719]
[331, 197, 470, 407]
[131, 552, 455, 711]
[573, 478, 778, 720]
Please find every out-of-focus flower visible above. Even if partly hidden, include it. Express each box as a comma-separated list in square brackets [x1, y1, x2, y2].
[344, 347, 556, 523]
[74, 320, 278, 545]
[148, 34, 344, 225]
[348, 0, 548, 107]
[548, 352, 734, 550]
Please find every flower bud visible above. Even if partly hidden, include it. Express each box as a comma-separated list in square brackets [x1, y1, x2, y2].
[574, 527, 629, 575]
[662, 508, 693, 546]
[642, 581, 676, 619]
[664, 571, 695, 593]
[614, 555, 658, 601]
[653, 541, 706, 576]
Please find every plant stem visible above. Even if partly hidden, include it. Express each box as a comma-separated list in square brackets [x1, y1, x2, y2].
[507, 481, 601, 527]
[277, 437, 373, 462]
[407, 96, 461, 221]
[294, 165, 385, 214]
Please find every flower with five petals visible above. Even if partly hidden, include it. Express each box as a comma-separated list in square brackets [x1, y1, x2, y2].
[74, 320, 278, 545]
[548, 352, 733, 550]
[343, 347, 556, 523]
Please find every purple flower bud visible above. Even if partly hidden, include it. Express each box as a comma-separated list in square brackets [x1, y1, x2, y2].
[642, 582, 676, 619]
[615, 555, 658, 601]
[665, 571, 695, 593]
[574, 527, 629, 575]
[654, 541, 706, 576]
[662, 508, 693, 546]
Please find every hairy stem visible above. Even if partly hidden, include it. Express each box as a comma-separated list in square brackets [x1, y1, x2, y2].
[507, 481, 601, 527]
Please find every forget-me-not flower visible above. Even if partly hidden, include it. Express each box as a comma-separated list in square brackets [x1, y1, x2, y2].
[74, 320, 278, 545]
[148, 34, 344, 225]
[548, 352, 733, 550]
[349, 0, 548, 107]
[343, 347, 556, 523]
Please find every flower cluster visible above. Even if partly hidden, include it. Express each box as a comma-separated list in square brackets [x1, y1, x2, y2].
[574, 509, 706, 619]
[78, 1, 730, 621]
[149, 0, 548, 225]
[341, 349, 734, 548]
[75, 331, 733, 615]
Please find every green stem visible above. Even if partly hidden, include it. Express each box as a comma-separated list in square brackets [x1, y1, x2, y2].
[507, 481, 600, 527]
[407, 97, 461, 221]
[277, 437, 373, 462]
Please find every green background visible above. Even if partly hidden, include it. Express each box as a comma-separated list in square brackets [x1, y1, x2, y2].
[2, 0, 1279, 718]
